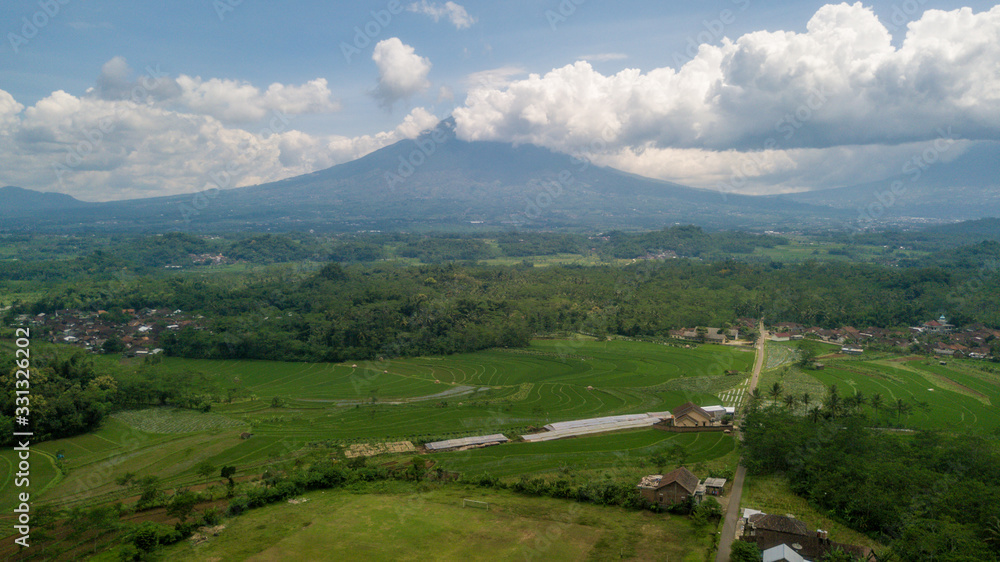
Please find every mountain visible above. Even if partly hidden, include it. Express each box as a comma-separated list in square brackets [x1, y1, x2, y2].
[0, 186, 90, 213]
[0, 121, 841, 233]
[9, 121, 997, 234]
[775, 141, 1000, 225]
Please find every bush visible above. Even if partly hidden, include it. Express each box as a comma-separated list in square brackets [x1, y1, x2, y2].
[226, 497, 249, 516]
[730, 540, 762, 562]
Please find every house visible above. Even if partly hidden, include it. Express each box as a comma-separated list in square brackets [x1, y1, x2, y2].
[770, 333, 791, 342]
[704, 477, 727, 496]
[923, 314, 954, 334]
[762, 544, 806, 562]
[840, 347, 863, 355]
[670, 402, 715, 427]
[670, 327, 736, 344]
[637, 466, 700, 507]
[743, 513, 873, 561]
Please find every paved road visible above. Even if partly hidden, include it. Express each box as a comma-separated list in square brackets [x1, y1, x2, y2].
[715, 321, 767, 562]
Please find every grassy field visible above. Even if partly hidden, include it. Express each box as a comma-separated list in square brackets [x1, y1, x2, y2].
[160, 483, 716, 562]
[0, 339, 753, 514]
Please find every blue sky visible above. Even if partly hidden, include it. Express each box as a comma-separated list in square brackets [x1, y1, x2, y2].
[1, 1, 997, 200]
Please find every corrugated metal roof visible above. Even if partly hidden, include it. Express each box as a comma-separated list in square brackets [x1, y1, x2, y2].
[425, 434, 509, 451]
[525, 412, 671, 442]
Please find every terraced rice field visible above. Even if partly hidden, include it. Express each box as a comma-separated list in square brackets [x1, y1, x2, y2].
[0, 339, 753, 512]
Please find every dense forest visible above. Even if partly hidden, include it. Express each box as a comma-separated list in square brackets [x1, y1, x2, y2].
[6, 240, 1000, 363]
[741, 404, 1000, 561]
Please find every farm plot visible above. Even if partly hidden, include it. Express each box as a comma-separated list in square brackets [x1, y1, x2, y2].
[112, 408, 248, 433]
[344, 441, 416, 458]
[8, 340, 755, 512]
[810, 360, 1000, 430]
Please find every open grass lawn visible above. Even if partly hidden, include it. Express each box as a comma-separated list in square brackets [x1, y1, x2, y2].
[742, 474, 884, 552]
[162, 484, 715, 562]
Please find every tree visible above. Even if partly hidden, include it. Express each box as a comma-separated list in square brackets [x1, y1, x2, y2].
[103, 335, 126, 353]
[797, 342, 817, 367]
[166, 490, 199, 523]
[692, 497, 723, 526]
[870, 392, 884, 419]
[86, 506, 117, 553]
[808, 405, 823, 423]
[137, 475, 160, 508]
[768, 382, 784, 406]
[894, 398, 912, 422]
[783, 394, 796, 410]
[825, 385, 842, 417]
[195, 460, 216, 486]
[730, 540, 763, 562]
[220, 465, 237, 484]
[801, 392, 811, 408]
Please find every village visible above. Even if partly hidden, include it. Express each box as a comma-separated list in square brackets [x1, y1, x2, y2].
[11, 307, 203, 357]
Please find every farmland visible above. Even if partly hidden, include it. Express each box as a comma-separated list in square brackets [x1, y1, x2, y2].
[757, 342, 1000, 431]
[0, 339, 752, 513]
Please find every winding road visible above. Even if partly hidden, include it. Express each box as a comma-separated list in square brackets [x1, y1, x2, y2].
[715, 321, 767, 562]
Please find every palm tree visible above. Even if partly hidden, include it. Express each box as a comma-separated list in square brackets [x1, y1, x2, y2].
[826, 385, 842, 417]
[870, 392, 884, 419]
[801, 392, 811, 408]
[768, 382, 784, 406]
[783, 394, 796, 410]
[986, 516, 1000, 548]
[808, 405, 823, 423]
[854, 390, 867, 410]
[894, 398, 912, 422]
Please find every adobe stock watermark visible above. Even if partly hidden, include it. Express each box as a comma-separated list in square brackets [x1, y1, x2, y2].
[510, 126, 614, 227]
[212, 0, 247, 22]
[383, 121, 453, 191]
[671, 0, 751, 68]
[52, 64, 170, 187]
[885, 0, 930, 32]
[340, 1, 404, 64]
[7, 0, 71, 54]
[177, 110, 292, 224]
[715, 85, 832, 203]
[849, 127, 956, 231]
[546, 0, 588, 30]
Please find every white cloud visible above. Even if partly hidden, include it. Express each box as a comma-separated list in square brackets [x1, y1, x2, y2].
[176, 76, 340, 123]
[91, 57, 340, 124]
[453, 3, 1000, 191]
[407, 1, 476, 29]
[372, 38, 433, 108]
[0, 71, 440, 201]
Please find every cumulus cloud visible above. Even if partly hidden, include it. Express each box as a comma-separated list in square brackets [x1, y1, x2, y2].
[407, 1, 476, 29]
[372, 38, 433, 108]
[91, 57, 339, 124]
[453, 3, 1000, 191]
[0, 59, 440, 201]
